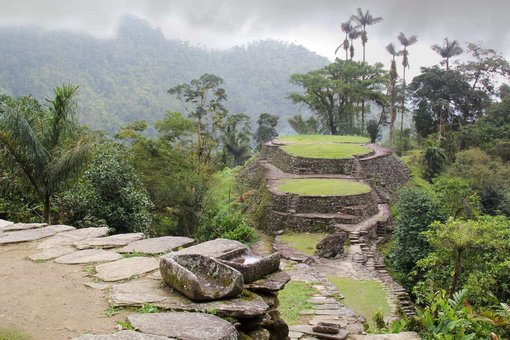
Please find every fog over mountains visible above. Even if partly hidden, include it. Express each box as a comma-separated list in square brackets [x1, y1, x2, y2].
[0, 16, 329, 132]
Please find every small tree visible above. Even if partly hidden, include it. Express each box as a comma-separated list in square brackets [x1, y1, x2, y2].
[255, 113, 278, 149]
[422, 146, 447, 182]
[366, 119, 379, 143]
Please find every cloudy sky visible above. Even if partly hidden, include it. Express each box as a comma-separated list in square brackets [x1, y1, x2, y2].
[1, 0, 509, 78]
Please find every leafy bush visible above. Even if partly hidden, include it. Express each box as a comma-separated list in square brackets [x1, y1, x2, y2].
[422, 146, 447, 182]
[389, 187, 447, 289]
[366, 119, 379, 143]
[433, 176, 481, 219]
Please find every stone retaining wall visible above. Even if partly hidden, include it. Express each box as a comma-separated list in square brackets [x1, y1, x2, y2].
[261, 143, 362, 175]
[359, 153, 409, 203]
[269, 211, 347, 233]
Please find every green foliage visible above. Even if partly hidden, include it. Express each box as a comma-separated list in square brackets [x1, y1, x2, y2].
[389, 187, 447, 289]
[422, 146, 447, 182]
[278, 281, 316, 325]
[411, 290, 498, 339]
[366, 119, 379, 143]
[278, 134, 369, 143]
[417, 215, 510, 307]
[255, 113, 279, 148]
[0, 86, 92, 223]
[433, 176, 481, 219]
[221, 113, 252, 167]
[372, 310, 387, 331]
[0, 328, 31, 340]
[197, 204, 255, 244]
[137, 304, 159, 314]
[287, 114, 319, 134]
[59, 143, 153, 234]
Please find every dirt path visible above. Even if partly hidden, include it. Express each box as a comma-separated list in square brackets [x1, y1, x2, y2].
[0, 242, 125, 340]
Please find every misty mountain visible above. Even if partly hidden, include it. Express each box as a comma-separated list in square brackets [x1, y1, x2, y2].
[0, 16, 329, 133]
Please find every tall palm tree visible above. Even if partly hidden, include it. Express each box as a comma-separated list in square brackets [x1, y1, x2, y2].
[386, 43, 399, 145]
[351, 8, 383, 133]
[432, 38, 463, 70]
[0, 85, 92, 223]
[335, 20, 362, 60]
[397, 32, 418, 154]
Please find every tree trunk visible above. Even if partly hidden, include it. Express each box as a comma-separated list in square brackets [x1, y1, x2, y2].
[399, 66, 407, 156]
[43, 193, 51, 224]
[449, 249, 462, 297]
[329, 111, 337, 135]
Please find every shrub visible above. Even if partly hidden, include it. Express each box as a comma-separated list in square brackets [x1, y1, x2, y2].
[422, 146, 446, 182]
[366, 119, 379, 143]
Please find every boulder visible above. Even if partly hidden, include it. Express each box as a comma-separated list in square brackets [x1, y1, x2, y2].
[117, 236, 195, 255]
[109, 279, 269, 318]
[128, 312, 238, 340]
[55, 249, 122, 264]
[95, 257, 159, 282]
[246, 271, 291, 294]
[74, 331, 172, 339]
[160, 254, 243, 301]
[220, 252, 280, 283]
[315, 231, 349, 258]
[73, 233, 144, 250]
[167, 238, 247, 260]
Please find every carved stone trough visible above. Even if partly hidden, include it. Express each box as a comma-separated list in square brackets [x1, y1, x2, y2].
[160, 254, 244, 301]
[220, 252, 281, 283]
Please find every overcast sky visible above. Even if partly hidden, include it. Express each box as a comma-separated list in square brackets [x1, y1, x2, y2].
[1, 0, 509, 78]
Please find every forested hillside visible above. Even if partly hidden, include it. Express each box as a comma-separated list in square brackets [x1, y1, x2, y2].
[0, 16, 328, 132]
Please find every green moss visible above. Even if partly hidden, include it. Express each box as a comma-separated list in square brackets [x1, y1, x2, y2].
[278, 135, 369, 144]
[279, 232, 327, 255]
[278, 281, 317, 325]
[327, 276, 391, 330]
[277, 178, 371, 196]
[281, 143, 370, 159]
[0, 328, 31, 340]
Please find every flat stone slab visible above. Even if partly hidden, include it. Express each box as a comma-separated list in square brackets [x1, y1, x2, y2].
[0, 226, 58, 244]
[55, 249, 122, 264]
[110, 279, 269, 318]
[95, 257, 160, 282]
[1, 222, 47, 232]
[289, 325, 348, 340]
[350, 332, 420, 339]
[74, 330, 173, 339]
[73, 233, 144, 250]
[29, 246, 76, 261]
[117, 236, 195, 255]
[166, 238, 247, 260]
[0, 219, 13, 229]
[37, 227, 109, 249]
[128, 312, 238, 340]
[246, 271, 291, 293]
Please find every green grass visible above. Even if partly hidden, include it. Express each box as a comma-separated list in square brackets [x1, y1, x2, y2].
[277, 178, 371, 196]
[327, 276, 391, 330]
[211, 167, 238, 205]
[278, 134, 370, 144]
[279, 232, 327, 255]
[281, 143, 370, 159]
[399, 149, 434, 193]
[278, 281, 317, 325]
[0, 328, 31, 340]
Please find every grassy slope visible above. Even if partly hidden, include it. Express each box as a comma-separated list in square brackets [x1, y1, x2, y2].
[278, 135, 370, 144]
[278, 281, 317, 325]
[277, 178, 371, 196]
[0, 328, 31, 340]
[327, 276, 391, 330]
[281, 143, 370, 159]
[279, 232, 327, 255]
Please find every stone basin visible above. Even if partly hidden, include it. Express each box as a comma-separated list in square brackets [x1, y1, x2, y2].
[160, 254, 244, 301]
[220, 252, 281, 283]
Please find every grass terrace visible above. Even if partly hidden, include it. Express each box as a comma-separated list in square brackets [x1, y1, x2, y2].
[277, 178, 371, 196]
[277, 134, 370, 144]
[281, 143, 371, 159]
[278, 281, 318, 325]
[279, 232, 327, 255]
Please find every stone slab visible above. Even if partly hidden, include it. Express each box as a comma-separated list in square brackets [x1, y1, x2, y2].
[55, 249, 122, 264]
[289, 325, 348, 340]
[74, 330, 173, 339]
[117, 236, 195, 255]
[29, 246, 76, 261]
[166, 238, 247, 260]
[0, 219, 13, 229]
[0, 226, 58, 244]
[109, 279, 269, 318]
[95, 257, 159, 282]
[84, 281, 113, 290]
[73, 233, 145, 250]
[350, 332, 420, 339]
[246, 271, 291, 293]
[1, 222, 47, 232]
[37, 227, 109, 249]
[128, 312, 238, 340]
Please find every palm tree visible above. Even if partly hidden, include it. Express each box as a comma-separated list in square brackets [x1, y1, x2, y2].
[335, 20, 360, 60]
[0, 85, 92, 223]
[397, 32, 418, 154]
[432, 38, 463, 70]
[386, 43, 399, 145]
[351, 8, 383, 133]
